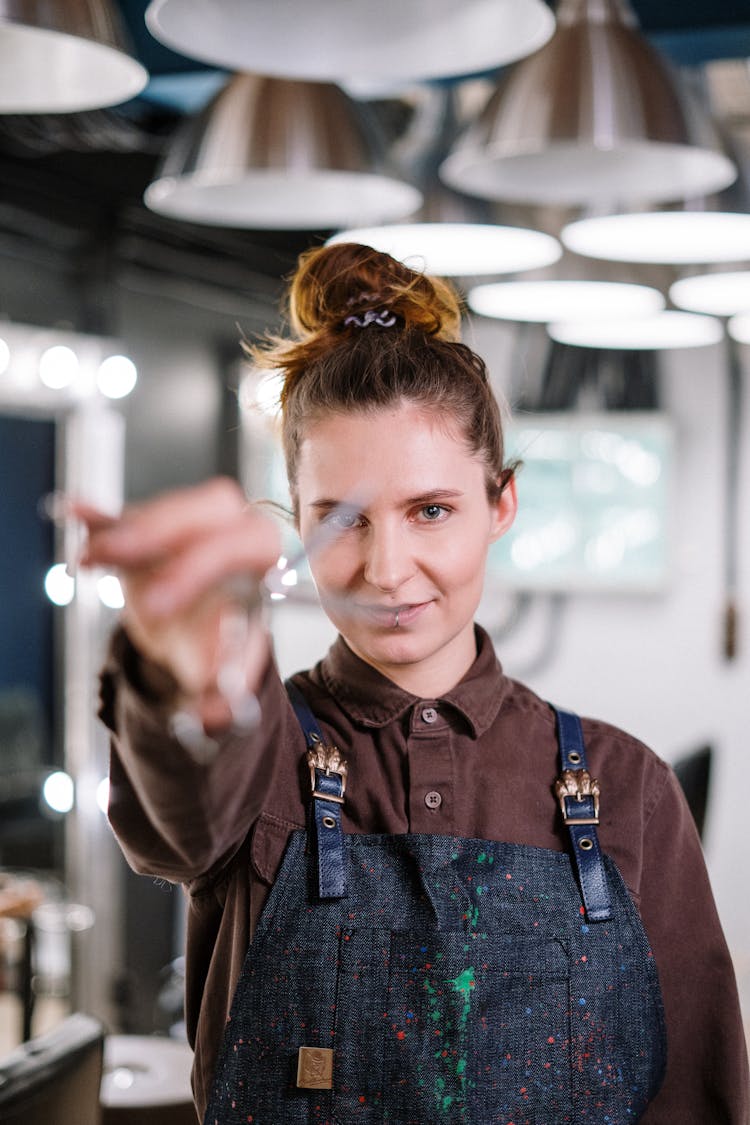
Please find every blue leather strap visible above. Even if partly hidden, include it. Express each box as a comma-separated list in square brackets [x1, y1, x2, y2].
[286, 680, 347, 900]
[553, 707, 612, 923]
[309, 770, 347, 900]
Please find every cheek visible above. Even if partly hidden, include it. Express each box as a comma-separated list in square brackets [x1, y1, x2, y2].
[308, 542, 359, 592]
[435, 534, 491, 586]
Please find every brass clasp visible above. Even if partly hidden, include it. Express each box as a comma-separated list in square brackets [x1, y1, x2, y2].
[554, 768, 600, 825]
[307, 743, 348, 803]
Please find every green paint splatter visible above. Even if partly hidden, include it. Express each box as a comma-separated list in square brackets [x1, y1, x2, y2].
[448, 968, 476, 1024]
[434, 1075, 454, 1112]
[423, 966, 477, 1117]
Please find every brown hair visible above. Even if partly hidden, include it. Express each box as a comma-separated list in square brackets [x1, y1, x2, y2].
[247, 242, 515, 508]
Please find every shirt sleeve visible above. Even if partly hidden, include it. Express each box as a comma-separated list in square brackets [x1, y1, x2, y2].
[637, 765, 749, 1124]
[98, 626, 292, 884]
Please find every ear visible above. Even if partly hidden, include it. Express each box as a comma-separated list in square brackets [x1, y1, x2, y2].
[489, 475, 517, 543]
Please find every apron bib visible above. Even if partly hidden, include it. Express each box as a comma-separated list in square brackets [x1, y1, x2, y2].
[204, 704, 666, 1124]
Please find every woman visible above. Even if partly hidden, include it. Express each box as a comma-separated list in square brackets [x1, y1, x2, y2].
[85, 244, 748, 1123]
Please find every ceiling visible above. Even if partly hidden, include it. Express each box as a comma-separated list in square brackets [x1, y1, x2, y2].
[0, 1, 749, 331]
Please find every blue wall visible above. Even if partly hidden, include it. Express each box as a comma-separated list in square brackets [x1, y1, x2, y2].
[0, 415, 56, 753]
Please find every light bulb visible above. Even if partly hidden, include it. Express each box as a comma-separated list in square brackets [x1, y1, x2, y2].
[97, 355, 138, 399]
[44, 563, 75, 606]
[97, 574, 125, 609]
[38, 345, 79, 390]
[42, 770, 75, 814]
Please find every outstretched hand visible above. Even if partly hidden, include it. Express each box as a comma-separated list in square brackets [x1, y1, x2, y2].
[75, 477, 283, 728]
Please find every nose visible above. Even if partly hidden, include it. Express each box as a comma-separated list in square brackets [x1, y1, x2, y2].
[363, 522, 415, 593]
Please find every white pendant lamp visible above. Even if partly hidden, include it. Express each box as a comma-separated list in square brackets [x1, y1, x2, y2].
[669, 272, 750, 317]
[0, 0, 148, 113]
[548, 311, 724, 350]
[145, 0, 555, 85]
[467, 280, 665, 323]
[440, 0, 736, 208]
[326, 223, 562, 278]
[729, 313, 750, 345]
[562, 212, 750, 264]
[145, 74, 422, 230]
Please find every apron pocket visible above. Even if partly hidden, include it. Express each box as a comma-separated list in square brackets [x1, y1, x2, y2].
[381, 931, 573, 1123]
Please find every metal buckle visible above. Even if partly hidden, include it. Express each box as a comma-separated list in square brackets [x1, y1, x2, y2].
[554, 768, 600, 825]
[307, 744, 348, 800]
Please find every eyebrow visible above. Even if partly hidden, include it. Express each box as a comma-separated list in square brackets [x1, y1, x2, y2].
[308, 489, 466, 513]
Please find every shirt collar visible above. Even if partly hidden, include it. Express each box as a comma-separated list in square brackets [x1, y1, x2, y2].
[318, 624, 509, 738]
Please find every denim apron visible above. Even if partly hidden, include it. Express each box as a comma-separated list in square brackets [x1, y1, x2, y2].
[204, 691, 666, 1124]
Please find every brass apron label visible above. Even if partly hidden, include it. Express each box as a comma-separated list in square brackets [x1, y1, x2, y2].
[297, 1046, 334, 1089]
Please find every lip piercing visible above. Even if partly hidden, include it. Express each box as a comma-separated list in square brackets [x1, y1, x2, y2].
[394, 609, 400, 628]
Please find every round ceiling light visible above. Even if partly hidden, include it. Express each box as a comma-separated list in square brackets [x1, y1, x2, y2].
[439, 0, 735, 208]
[548, 311, 724, 350]
[467, 280, 665, 323]
[563, 212, 750, 264]
[669, 272, 750, 317]
[147, 171, 421, 231]
[0, 6, 147, 113]
[326, 224, 561, 278]
[146, 0, 555, 84]
[728, 313, 750, 345]
[145, 74, 422, 230]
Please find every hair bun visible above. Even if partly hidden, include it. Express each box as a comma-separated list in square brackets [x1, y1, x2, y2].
[288, 242, 462, 342]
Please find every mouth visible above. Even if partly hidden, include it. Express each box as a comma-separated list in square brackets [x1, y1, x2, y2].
[357, 601, 433, 628]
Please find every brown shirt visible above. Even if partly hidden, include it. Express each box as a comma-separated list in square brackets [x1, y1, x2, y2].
[100, 625, 749, 1124]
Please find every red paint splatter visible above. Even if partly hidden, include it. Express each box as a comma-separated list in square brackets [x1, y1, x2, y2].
[396, 1030, 406, 1040]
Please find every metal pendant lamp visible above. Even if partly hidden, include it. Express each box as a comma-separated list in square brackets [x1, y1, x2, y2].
[144, 73, 422, 230]
[326, 221, 562, 280]
[548, 311, 724, 350]
[440, 0, 736, 208]
[670, 272, 750, 317]
[325, 87, 562, 279]
[0, 0, 148, 113]
[562, 211, 750, 264]
[145, 0, 555, 86]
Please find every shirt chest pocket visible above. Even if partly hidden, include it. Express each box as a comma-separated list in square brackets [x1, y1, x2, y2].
[250, 811, 302, 886]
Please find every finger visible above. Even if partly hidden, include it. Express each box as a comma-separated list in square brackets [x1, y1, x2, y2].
[81, 478, 249, 568]
[135, 513, 283, 620]
[67, 500, 120, 532]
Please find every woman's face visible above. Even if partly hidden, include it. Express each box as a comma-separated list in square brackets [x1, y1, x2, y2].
[296, 400, 517, 696]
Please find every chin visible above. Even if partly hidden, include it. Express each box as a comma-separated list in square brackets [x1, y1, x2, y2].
[356, 628, 441, 670]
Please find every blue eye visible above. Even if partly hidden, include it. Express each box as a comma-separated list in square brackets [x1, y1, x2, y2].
[326, 508, 362, 529]
[421, 504, 447, 521]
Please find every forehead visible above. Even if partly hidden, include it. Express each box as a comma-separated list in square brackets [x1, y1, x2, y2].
[296, 402, 483, 499]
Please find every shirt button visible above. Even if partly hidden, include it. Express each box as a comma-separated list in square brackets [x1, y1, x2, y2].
[421, 707, 438, 724]
[425, 790, 442, 810]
